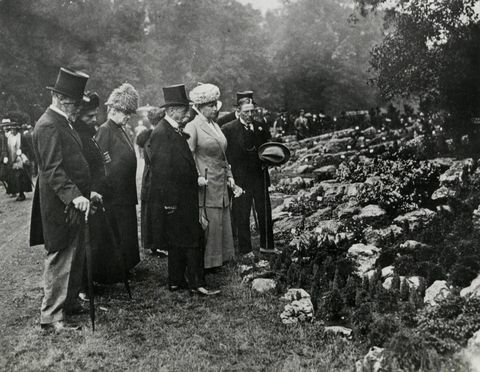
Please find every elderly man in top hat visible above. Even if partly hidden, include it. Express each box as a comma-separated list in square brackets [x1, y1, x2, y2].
[222, 97, 278, 255]
[217, 91, 255, 127]
[149, 84, 219, 296]
[30, 67, 92, 332]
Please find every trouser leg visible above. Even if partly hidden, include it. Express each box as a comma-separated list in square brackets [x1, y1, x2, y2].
[253, 178, 274, 250]
[232, 190, 253, 254]
[168, 247, 187, 287]
[185, 247, 204, 289]
[40, 228, 82, 325]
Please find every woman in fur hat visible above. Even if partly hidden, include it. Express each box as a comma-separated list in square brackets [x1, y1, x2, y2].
[95, 83, 140, 277]
[184, 83, 238, 271]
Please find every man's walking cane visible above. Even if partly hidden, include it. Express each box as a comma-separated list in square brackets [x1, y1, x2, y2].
[83, 211, 96, 331]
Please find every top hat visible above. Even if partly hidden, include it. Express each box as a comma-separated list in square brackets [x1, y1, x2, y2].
[258, 142, 291, 166]
[161, 84, 190, 108]
[236, 90, 256, 104]
[47, 67, 89, 101]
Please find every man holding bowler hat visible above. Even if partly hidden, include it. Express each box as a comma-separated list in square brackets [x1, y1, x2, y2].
[30, 67, 92, 331]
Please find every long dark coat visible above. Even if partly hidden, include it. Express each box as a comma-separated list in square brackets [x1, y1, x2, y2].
[221, 119, 270, 188]
[29, 109, 91, 252]
[95, 119, 139, 271]
[149, 118, 200, 248]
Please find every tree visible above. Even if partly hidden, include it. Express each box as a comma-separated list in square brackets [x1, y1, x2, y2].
[355, 0, 480, 125]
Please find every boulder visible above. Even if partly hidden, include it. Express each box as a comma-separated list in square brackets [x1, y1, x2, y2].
[439, 158, 474, 189]
[364, 225, 403, 246]
[281, 288, 311, 302]
[460, 329, 480, 372]
[348, 244, 381, 276]
[305, 207, 333, 226]
[355, 346, 385, 372]
[297, 164, 313, 174]
[424, 280, 451, 306]
[270, 192, 289, 210]
[345, 183, 364, 200]
[429, 157, 455, 171]
[399, 240, 431, 252]
[252, 278, 276, 293]
[334, 201, 361, 219]
[381, 266, 394, 278]
[354, 205, 387, 226]
[318, 181, 347, 203]
[280, 298, 314, 324]
[461, 274, 480, 298]
[393, 208, 436, 232]
[315, 219, 342, 237]
[313, 165, 337, 180]
[431, 186, 459, 201]
[324, 326, 353, 338]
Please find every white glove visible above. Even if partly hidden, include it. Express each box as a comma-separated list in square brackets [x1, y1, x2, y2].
[198, 177, 208, 187]
[3, 157, 7, 164]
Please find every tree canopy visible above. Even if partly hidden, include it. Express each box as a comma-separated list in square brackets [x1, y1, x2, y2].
[0, 0, 384, 121]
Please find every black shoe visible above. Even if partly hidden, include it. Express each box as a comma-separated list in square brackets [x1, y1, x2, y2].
[16, 194, 26, 201]
[41, 321, 82, 332]
[168, 285, 186, 292]
[190, 287, 221, 296]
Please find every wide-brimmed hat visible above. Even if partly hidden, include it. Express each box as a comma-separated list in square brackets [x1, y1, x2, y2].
[190, 83, 221, 105]
[161, 84, 190, 108]
[47, 67, 89, 101]
[258, 142, 291, 166]
[106, 83, 139, 114]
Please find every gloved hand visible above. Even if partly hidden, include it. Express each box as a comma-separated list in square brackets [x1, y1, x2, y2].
[198, 177, 208, 187]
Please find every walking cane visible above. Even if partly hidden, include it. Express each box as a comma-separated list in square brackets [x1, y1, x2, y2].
[83, 211, 96, 332]
[263, 165, 269, 250]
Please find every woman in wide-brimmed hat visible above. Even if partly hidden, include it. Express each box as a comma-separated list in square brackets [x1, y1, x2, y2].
[184, 83, 238, 271]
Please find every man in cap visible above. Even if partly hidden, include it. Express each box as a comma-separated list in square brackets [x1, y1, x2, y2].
[217, 91, 255, 127]
[30, 67, 91, 332]
[150, 84, 219, 295]
[222, 97, 276, 255]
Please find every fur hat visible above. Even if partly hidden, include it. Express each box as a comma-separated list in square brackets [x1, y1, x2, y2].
[189, 83, 221, 106]
[105, 83, 139, 114]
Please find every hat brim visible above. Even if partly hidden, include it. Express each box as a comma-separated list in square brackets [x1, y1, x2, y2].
[47, 86, 87, 101]
[258, 142, 291, 166]
[160, 101, 191, 108]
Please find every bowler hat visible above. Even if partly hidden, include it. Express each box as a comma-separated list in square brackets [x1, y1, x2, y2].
[161, 84, 190, 108]
[236, 90, 256, 104]
[47, 67, 89, 101]
[258, 142, 291, 166]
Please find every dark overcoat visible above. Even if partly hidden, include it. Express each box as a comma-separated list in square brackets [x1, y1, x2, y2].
[217, 111, 236, 127]
[95, 119, 137, 205]
[149, 118, 200, 248]
[221, 119, 270, 188]
[29, 109, 91, 252]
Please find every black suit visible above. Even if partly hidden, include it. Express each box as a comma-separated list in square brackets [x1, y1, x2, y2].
[217, 111, 236, 127]
[222, 119, 274, 253]
[30, 108, 91, 325]
[150, 118, 203, 288]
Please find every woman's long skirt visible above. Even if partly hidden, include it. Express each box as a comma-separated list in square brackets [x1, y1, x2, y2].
[203, 206, 235, 269]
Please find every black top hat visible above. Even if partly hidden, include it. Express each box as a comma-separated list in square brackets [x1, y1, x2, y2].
[47, 67, 89, 101]
[258, 142, 291, 166]
[161, 84, 190, 108]
[236, 90, 255, 104]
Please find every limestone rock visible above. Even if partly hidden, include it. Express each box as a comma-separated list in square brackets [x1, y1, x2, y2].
[305, 207, 333, 226]
[439, 158, 474, 189]
[399, 240, 431, 252]
[270, 192, 288, 210]
[252, 278, 276, 293]
[429, 157, 455, 171]
[324, 326, 353, 338]
[431, 185, 459, 201]
[297, 164, 313, 174]
[393, 208, 436, 232]
[348, 244, 381, 276]
[364, 225, 403, 246]
[280, 298, 314, 324]
[314, 219, 342, 237]
[355, 346, 385, 372]
[424, 280, 451, 306]
[273, 215, 303, 236]
[354, 205, 387, 226]
[460, 329, 480, 372]
[381, 266, 394, 278]
[461, 274, 480, 298]
[281, 288, 311, 302]
[313, 165, 337, 180]
[334, 201, 361, 219]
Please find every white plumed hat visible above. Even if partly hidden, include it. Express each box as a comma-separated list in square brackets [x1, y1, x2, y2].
[105, 83, 139, 114]
[189, 83, 221, 106]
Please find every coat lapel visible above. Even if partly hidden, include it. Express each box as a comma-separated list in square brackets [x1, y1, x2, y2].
[109, 120, 135, 154]
[162, 119, 196, 170]
[197, 116, 227, 153]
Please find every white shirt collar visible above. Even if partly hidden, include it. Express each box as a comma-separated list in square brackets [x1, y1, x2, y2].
[49, 105, 69, 121]
[165, 114, 179, 129]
